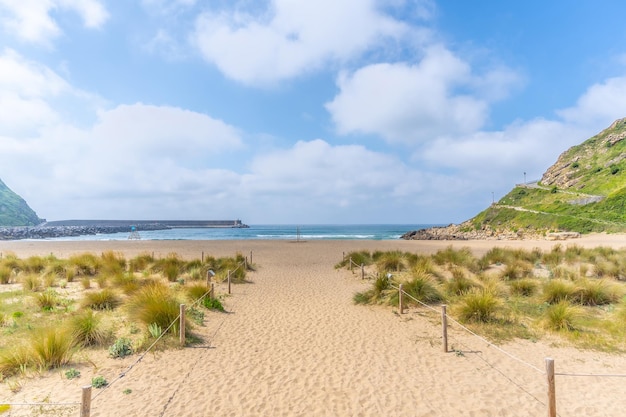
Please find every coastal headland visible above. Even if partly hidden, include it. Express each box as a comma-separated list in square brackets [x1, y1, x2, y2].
[1, 235, 626, 416]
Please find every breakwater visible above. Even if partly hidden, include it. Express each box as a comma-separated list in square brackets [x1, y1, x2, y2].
[0, 219, 248, 240]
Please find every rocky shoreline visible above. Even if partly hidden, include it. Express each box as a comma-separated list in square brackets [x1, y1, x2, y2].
[400, 223, 580, 241]
[0, 224, 169, 240]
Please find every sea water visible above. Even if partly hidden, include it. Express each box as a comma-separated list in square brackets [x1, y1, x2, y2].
[44, 224, 439, 241]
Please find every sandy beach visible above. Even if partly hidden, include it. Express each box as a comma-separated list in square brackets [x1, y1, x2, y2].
[2, 235, 626, 416]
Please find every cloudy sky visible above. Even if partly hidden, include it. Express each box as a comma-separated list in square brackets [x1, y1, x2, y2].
[2, 1, 626, 225]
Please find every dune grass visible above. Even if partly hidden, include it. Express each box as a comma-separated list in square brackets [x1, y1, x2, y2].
[349, 245, 626, 351]
[0, 250, 248, 381]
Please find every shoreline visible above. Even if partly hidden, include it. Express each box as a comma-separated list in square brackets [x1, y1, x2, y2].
[2, 233, 626, 259]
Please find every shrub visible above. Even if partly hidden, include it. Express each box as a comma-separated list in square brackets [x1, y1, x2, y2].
[148, 323, 162, 338]
[83, 289, 120, 311]
[509, 279, 538, 297]
[544, 301, 581, 331]
[21, 274, 40, 292]
[376, 251, 405, 272]
[65, 368, 80, 379]
[0, 345, 30, 378]
[0, 266, 12, 284]
[187, 284, 210, 302]
[202, 297, 225, 312]
[81, 277, 91, 290]
[69, 310, 108, 347]
[457, 289, 501, 323]
[445, 275, 476, 296]
[30, 328, 74, 370]
[128, 253, 154, 272]
[108, 338, 133, 358]
[574, 279, 622, 306]
[433, 246, 477, 271]
[393, 274, 443, 306]
[68, 254, 101, 276]
[500, 260, 533, 280]
[91, 375, 108, 388]
[543, 279, 576, 304]
[127, 282, 182, 335]
[36, 290, 59, 311]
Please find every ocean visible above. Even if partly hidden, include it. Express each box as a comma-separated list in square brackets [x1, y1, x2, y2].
[44, 224, 437, 241]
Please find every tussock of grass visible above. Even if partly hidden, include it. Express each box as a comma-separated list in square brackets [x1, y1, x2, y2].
[543, 279, 577, 304]
[544, 301, 581, 331]
[30, 328, 74, 370]
[457, 289, 501, 323]
[21, 274, 40, 292]
[574, 279, 622, 306]
[35, 290, 59, 311]
[82, 289, 120, 310]
[509, 279, 538, 297]
[396, 274, 443, 305]
[375, 251, 405, 273]
[68, 310, 109, 347]
[127, 282, 183, 335]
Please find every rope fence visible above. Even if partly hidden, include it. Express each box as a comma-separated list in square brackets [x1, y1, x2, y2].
[2, 252, 251, 417]
[389, 282, 626, 417]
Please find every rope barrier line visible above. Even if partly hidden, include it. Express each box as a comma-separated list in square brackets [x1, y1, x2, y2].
[158, 267, 247, 417]
[555, 372, 626, 378]
[390, 284, 544, 375]
[2, 402, 79, 406]
[448, 333, 548, 409]
[93, 258, 248, 402]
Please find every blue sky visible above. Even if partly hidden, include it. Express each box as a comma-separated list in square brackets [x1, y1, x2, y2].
[2, 0, 626, 224]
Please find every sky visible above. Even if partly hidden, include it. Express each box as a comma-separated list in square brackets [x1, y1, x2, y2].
[2, 1, 626, 225]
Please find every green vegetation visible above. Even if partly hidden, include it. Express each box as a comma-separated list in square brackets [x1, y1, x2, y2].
[467, 118, 626, 234]
[0, 250, 250, 380]
[0, 178, 42, 226]
[346, 245, 626, 351]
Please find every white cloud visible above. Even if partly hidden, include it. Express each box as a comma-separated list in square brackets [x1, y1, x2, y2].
[557, 76, 626, 127]
[0, 49, 72, 135]
[192, 0, 411, 85]
[0, 103, 246, 220]
[326, 45, 502, 144]
[0, 0, 108, 45]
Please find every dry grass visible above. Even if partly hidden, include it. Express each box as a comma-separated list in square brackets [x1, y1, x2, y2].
[351, 246, 626, 350]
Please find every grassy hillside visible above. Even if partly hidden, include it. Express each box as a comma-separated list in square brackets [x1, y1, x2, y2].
[466, 118, 626, 234]
[0, 179, 42, 226]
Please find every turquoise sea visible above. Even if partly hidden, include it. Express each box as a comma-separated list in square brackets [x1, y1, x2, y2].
[46, 224, 438, 241]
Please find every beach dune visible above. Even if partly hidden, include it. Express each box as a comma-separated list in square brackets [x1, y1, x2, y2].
[1, 236, 626, 416]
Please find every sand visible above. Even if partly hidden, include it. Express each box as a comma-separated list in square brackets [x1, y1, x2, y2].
[1, 235, 626, 416]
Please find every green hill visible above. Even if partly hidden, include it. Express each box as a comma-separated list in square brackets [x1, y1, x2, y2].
[0, 179, 43, 226]
[466, 118, 626, 234]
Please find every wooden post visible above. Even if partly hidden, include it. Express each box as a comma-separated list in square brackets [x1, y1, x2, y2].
[210, 283, 215, 299]
[228, 270, 231, 294]
[361, 263, 364, 279]
[201, 251, 204, 263]
[179, 304, 186, 346]
[244, 257, 248, 270]
[441, 305, 448, 353]
[399, 284, 404, 314]
[80, 385, 92, 417]
[349, 257, 353, 272]
[546, 358, 556, 417]
[250, 251, 253, 264]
